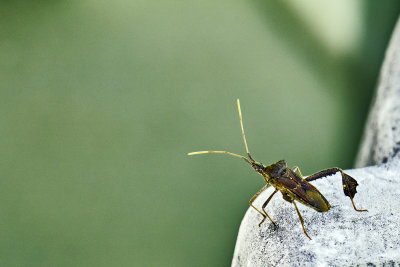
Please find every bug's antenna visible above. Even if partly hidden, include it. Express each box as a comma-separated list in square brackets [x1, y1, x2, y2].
[187, 100, 254, 165]
[237, 99, 254, 162]
[187, 150, 251, 164]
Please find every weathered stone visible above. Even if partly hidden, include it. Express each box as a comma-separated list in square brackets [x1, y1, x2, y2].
[232, 161, 400, 266]
[232, 16, 400, 267]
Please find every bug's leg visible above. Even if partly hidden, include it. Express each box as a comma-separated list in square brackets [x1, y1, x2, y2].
[293, 201, 312, 240]
[340, 171, 368, 212]
[304, 168, 341, 182]
[249, 184, 270, 226]
[349, 194, 368, 212]
[305, 168, 368, 212]
[259, 189, 278, 228]
[292, 166, 304, 179]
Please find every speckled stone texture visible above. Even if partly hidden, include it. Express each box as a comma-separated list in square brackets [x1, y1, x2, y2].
[232, 163, 400, 266]
[356, 17, 400, 167]
[232, 17, 400, 267]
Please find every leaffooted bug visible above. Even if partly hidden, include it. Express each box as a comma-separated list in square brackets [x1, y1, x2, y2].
[188, 99, 367, 240]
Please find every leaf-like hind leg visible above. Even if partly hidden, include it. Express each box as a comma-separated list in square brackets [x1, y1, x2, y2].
[305, 167, 341, 182]
[293, 201, 312, 240]
[249, 184, 270, 226]
[260, 189, 278, 228]
[305, 168, 368, 212]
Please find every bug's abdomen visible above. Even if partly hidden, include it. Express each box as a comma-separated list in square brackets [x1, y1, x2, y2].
[302, 187, 331, 212]
[276, 175, 331, 212]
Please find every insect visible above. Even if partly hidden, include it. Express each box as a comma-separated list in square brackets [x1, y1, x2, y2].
[188, 99, 367, 240]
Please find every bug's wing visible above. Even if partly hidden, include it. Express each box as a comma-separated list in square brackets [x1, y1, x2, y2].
[278, 169, 331, 212]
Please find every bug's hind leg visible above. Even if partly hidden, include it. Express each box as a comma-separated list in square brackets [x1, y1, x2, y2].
[249, 184, 276, 229]
[349, 195, 368, 212]
[305, 168, 368, 212]
[341, 171, 368, 212]
[293, 201, 312, 240]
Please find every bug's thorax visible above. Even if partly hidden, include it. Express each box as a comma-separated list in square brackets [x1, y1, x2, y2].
[251, 160, 287, 183]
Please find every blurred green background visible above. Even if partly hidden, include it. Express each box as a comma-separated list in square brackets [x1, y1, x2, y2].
[1, 1, 399, 266]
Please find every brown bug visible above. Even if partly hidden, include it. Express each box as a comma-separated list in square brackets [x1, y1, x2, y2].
[188, 99, 367, 240]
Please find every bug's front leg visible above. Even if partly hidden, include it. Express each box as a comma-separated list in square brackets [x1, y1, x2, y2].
[260, 189, 278, 228]
[249, 184, 277, 228]
[304, 167, 368, 212]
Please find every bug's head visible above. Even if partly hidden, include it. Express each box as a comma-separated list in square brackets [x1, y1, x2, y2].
[264, 160, 287, 178]
[251, 161, 266, 173]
